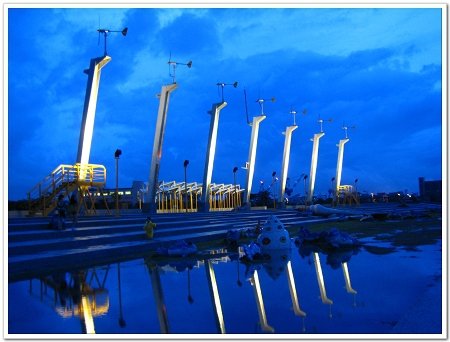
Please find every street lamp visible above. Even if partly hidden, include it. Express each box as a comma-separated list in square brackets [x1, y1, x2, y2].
[272, 171, 277, 208]
[331, 177, 335, 199]
[115, 149, 122, 216]
[184, 160, 189, 213]
[303, 174, 308, 203]
[233, 166, 238, 208]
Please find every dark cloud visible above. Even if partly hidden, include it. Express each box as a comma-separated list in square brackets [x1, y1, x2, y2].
[7, 7, 443, 200]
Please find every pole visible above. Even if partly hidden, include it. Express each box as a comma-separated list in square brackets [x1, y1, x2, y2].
[115, 149, 122, 216]
[184, 160, 189, 213]
[233, 166, 238, 209]
[115, 157, 119, 215]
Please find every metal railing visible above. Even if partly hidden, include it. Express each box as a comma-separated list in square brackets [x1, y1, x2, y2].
[27, 163, 107, 215]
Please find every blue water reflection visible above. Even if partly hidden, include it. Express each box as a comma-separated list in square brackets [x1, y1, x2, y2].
[8, 240, 441, 335]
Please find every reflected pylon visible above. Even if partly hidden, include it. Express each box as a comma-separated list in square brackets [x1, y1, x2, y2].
[342, 262, 357, 294]
[250, 270, 275, 333]
[147, 265, 170, 333]
[285, 261, 306, 317]
[313, 253, 333, 305]
[205, 260, 226, 333]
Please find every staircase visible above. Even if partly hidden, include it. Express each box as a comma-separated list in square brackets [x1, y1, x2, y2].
[27, 164, 107, 217]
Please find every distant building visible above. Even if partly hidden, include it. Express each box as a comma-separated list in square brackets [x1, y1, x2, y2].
[418, 177, 442, 202]
[94, 180, 147, 208]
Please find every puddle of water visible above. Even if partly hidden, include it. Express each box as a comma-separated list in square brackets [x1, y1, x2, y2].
[7, 241, 442, 335]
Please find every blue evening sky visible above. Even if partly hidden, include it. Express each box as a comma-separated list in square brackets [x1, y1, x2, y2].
[6, 5, 444, 200]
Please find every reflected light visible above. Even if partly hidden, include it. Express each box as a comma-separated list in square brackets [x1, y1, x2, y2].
[313, 252, 333, 305]
[81, 295, 96, 334]
[285, 261, 306, 317]
[206, 261, 225, 333]
[342, 262, 357, 294]
[251, 270, 275, 333]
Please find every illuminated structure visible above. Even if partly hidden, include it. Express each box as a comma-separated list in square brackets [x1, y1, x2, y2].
[201, 101, 228, 211]
[155, 181, 242, 213]
[279, 110, 298, 205]
[306, 132, 324, 203]
[244, 97, 274, 206]
[333, 125, 350, 204]
[335, 137, 350, 194]
[334, 125, 360, 205]
[146, 83, 178, 213]
[76, 27, 127, 171]
[244, 115, 266, 206]
[76, 55, 111, 168]
[307, 117, 330, 203]
[146, 58, 191, 212]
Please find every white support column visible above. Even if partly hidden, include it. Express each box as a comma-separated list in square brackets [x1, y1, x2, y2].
[244, 115, 266, 206]
[335, 138, 350, 192]
[279, 125, 298, 204]
[307, 132, 325, 203]
[76, 55, 111, 171]
[201, 101, 227, 211]
[146, 83, 178, 212]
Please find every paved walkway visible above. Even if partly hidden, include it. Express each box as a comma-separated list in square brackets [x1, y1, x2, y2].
[8, 209, 335, 281]
[8, 202, 442, 282]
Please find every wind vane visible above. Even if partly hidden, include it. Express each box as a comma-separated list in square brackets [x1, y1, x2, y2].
[289, 108, 307, 126]
[317, 114, 333, 132]
[256, 96, 276, 116]
[342, 122, 356, 138]
[97, 27, 128, 56]
[216, 82, 238, 102]
[168, 54, 192, 83]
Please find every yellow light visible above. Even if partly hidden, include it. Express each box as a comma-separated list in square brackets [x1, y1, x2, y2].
[81, 295, 96, 334]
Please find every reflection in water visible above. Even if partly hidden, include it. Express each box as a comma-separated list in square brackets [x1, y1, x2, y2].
[342, 262, 357, 294]
[250, 270, 274, 333]
[19, 241, 365, 334]
[205, 260, 226, 333]
[286, 261, 307, 317]
[117, 263, 126, 328]
[147, 264, 170, 333]
[187, 268, 194, 304]
[313, 252, 334, 306]
[298, 236, 360, 315]
[29, 267, 110, 334]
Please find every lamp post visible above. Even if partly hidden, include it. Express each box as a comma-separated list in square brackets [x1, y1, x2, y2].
[233, 166, 238, 208]
[331, 177, 335, 199]
[115, 149, 122, 216]
[272, 171, 277, 209]
[184, 160, 189, 213]
[303, 174, 308, 202]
